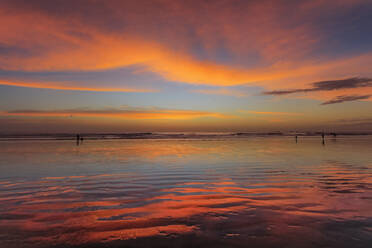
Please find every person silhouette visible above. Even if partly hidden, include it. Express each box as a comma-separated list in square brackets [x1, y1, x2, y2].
[321, 132, 325, 145]
[76, 134, 80, 146]
[295, 135, 298, 143]
[329, 132, 337, 142]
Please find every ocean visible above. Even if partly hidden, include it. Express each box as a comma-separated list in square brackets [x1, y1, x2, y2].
[0, 136, 371, 247]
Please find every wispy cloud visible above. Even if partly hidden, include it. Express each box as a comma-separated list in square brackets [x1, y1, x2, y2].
[321, 94, 371, 105]
[191, 88, 248, 97]
[0, 107, 230, 120]
[333, 117, 372, 123]
[263, 77, 372, 95]
[329, 117, 372, 130]
[0, 80, 156, 93]
[240, 110, 303, 116]
[1, 1, 371, 89]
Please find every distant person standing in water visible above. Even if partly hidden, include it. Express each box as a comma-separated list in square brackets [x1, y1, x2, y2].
[321, 132, 325, 145]
[295, 135, 298, 143]
[76, 134, 80, 146]
[330, 132, 337, 142]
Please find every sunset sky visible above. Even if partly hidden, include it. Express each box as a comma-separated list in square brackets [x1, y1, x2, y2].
[1, 0, 372, 133]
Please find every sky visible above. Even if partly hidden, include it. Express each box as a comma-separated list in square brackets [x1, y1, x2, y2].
[1, 0, 372, 133]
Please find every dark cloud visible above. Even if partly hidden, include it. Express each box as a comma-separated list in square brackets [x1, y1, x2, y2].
[263, 77, 372, 95]
[0, 43, 34, 58]
[321, 95, 371, 105]
[313, 77, 372, 90]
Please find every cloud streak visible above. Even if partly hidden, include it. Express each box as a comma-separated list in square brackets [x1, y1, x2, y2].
[191, 88, 248, 97]
[321, 95, 371, 105]
[0, 80, 156, 93]
[263, 77, 372, 95]
[240, 110, 303, 116]
[0, 107, 230, 120]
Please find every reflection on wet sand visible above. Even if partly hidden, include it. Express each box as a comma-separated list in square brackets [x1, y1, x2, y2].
[0, 137, 371, 247]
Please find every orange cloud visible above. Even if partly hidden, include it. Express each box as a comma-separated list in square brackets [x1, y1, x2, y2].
[3, 27, 371, 89]
[0, 0, 371, 103]
[240, 111, 304, 116]
[0, 108, 230, 120]
[0, 80, 155, 93]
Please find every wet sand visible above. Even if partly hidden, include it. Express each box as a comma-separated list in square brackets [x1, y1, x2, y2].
[0, 137, 371, 247]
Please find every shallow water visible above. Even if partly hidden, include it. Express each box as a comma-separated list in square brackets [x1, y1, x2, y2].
[0, 136, 371, 247]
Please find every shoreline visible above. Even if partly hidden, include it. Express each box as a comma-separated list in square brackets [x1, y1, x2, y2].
[0, 132, 371, 141]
